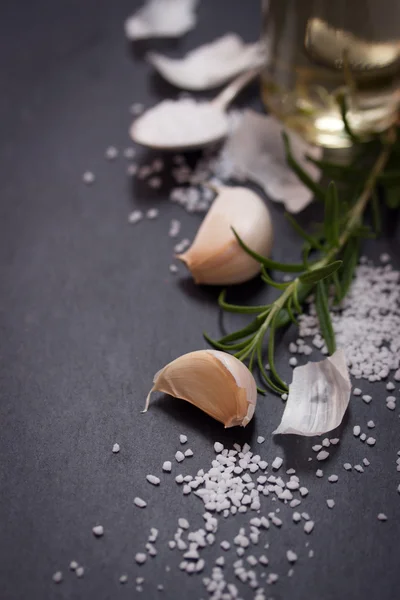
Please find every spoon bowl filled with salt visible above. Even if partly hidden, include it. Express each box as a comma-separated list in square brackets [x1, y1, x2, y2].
[129, 68, 261, 152]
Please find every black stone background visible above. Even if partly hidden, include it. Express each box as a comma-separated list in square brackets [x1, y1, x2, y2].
[0, 1, 399, 599]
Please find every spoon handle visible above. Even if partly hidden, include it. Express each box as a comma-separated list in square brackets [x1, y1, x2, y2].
[212, 67, 263, 111]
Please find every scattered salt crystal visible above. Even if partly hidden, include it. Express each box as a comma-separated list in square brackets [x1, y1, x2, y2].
[214, 442, 224, 453]
[377, 513, 388, 521]
[366, 437, 376, 446]
[52, 571, 63, 583]
[386, 401, 396, 410]
[112, 443, 120, 453]
[330, 438, 340, 445]
[135, 553, 147, 565]
[326, 499, 335, 508]
[179, 435, 188, 444]
[169, 219, 181, 238]
[162, 461, 172, 472]
[308, 549, 314, 558]
[363, 458, 370, 466]
[362, 395, 372, 404]
[281, 393, 288, 401]
[286, 550, 298, 563]
[312, 445, 322, 452]
[267, 573, 279, 584]
[367, 420, 375, 428]
[123, 147, 135, 159]
[128, 210, 143, 224]
[134, 497, 147, 508]
[69, 561, 78, 571]
[304, 521, 315, 534]
[316, 450, 329, 461]
[257, 436, 265, 444]
[146, 208, 159, 219]
[316, 469, 323, 477]
[353, 426, 361, 437]
[127, 163, 138, 176]
[289, 357, 298, 367]
[328, 475, 338, 483]
[146, 474, 160, 486]
[386, 382, 395, 391]
[119, 574, 128, 584]
[353, 388, 362, 396]
[360, 433, 367, 441]
[76, 567, 84, 578]
[175, 451, 185, 462]
[292, 512, 301, 523]
[322, 438, 330, 447]
[272, 457, 283, 470]
[82, 171, 95, 185]
[184, 448, 193, 457]
[394, 369, 400, 382]
[299, 487, 309, 497]
[169, 264, 178, 273]
[105, 146, 118, 160]
[92, 525, 104, 537]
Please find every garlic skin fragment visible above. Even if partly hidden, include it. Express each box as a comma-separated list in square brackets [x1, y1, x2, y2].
[125, 0, 198, 40]
[177, 186, 273, 285]
[273, 349, 351, 437]
[144, 350, 257, 428]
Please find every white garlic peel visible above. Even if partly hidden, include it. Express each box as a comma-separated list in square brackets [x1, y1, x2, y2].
[125, 0, 198, 40]
[273, 349, 351, 436]
[143, 350, 257, 428]
[177, 186, 273, 285]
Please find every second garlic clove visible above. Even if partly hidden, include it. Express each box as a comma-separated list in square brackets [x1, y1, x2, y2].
[177, 185, 273, 285]
[143, 349, 257, 427]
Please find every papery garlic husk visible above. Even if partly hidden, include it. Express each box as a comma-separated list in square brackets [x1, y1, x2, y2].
[273, 349, 351, 436]
[143, 349, 257, 427]
[177, 185, 273, 285]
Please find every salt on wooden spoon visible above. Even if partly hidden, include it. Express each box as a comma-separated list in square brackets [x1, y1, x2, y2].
[129, 68, 261, 152]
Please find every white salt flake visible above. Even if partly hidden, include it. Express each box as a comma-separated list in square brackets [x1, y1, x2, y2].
[179, 434, 188, 444]
[257, 436, 265, 444]
[386, 382, 395, 391]
[126, 163, 138, 176]
[135, 553, 147, 565]
[353, 388, 362, 396]
[377, 513, 388, 521]
[169, 264, 178, 273]
[134, 497, 147, 508]
[326, 499, 335, 509]
[76, 567, 84, 578]
[52, 571, 63, 583]
[363, 458, 370, 466]
[316, 469, 323, 477]
[184, 448, 193, 457]
[316, 450, 329, 461]
[82, 171, 95, 185]
[175, 451, 185, 463]
[272, 457, 283, 470]
[362, 395, 372, 404]
[162, 461, 172, 472]
[146, 208, 159, 219]
[92, 525, 104, 537]
[69, 561, 78, 571]
[354, 464, 364, 473]
[112, 443, 120, 453]
[367, 420, 375, 428]
[146, 474, 160, 486]
[328, 475, 338, 483]
[353, 426, 361, 437]
[366, 437, 376, 446]
[360, 433, 367, 442]
[386, 400, 396, 410]
[304, 521, 315, 534]
[105, 146, 118, 160]
[286, 550, 298, 563]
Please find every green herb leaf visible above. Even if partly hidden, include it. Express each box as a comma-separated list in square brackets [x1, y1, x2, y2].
[261, 267, 291, 290]
[218, 290, 269, 314]
[336, 237, 359, 302]
[299, 260, 342, 284]
[315, 280, 336, 354]
[282, 132, 326, 201]
[256, 338, 287, 395]
[324, 182, 340, 247]
[203, 332, 251, 352]
[285, 213, 323, 249]
[218, 318, 261, 344]
[268, 314, 289, 392]
[231, 228, 306, 273]
[337, 93, 361, 145]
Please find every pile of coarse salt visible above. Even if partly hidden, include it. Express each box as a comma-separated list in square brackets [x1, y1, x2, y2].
[296, 257, 400, 382]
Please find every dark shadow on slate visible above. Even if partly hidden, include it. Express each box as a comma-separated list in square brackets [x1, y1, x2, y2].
[154, 393, 256, 446]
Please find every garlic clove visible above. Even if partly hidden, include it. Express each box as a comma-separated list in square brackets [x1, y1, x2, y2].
[143, 349, 257, 428]
[177, 185, 273, 285]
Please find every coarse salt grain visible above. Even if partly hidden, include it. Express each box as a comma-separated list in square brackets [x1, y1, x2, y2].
[162, 461, 172, 472]
[343, 463, 352, 470]
[146, 208, 159, 219]
[105, 146, 118, 160]
[316, 450, 329, 461]
[76, 567, 84, 578]
[316, 469, 323, 477]
[135, 553, 147, 565]
[328, 475, 338, 483]
[180, 435, 188, 444]
[326, 499, 335, 508]
[146, 474, 161, 486]
[367, 420, 375, 428]
[92, 525, 104, 537]
[286, 550, 298, 563]
[52, 571, 63, 583]
[69, 561, 78, 571]
[175, 451, 185, 462]
[128, 209, 143, 224]
[134, 497, 147, 508]
[353, 426, 361, 437]
[377, 513, 388, 521]
[112, 443, 120, 453]
[366, 437, 376, 446]
[272, 457, 283, 470]
[257, 436, 265, 444]
[82, 171, 95, 185]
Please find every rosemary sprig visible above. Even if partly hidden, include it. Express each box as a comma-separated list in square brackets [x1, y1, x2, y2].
[205, 125, 397, 394]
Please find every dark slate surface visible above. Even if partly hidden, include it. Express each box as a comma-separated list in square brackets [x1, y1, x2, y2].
[0, 1, 399, 599]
